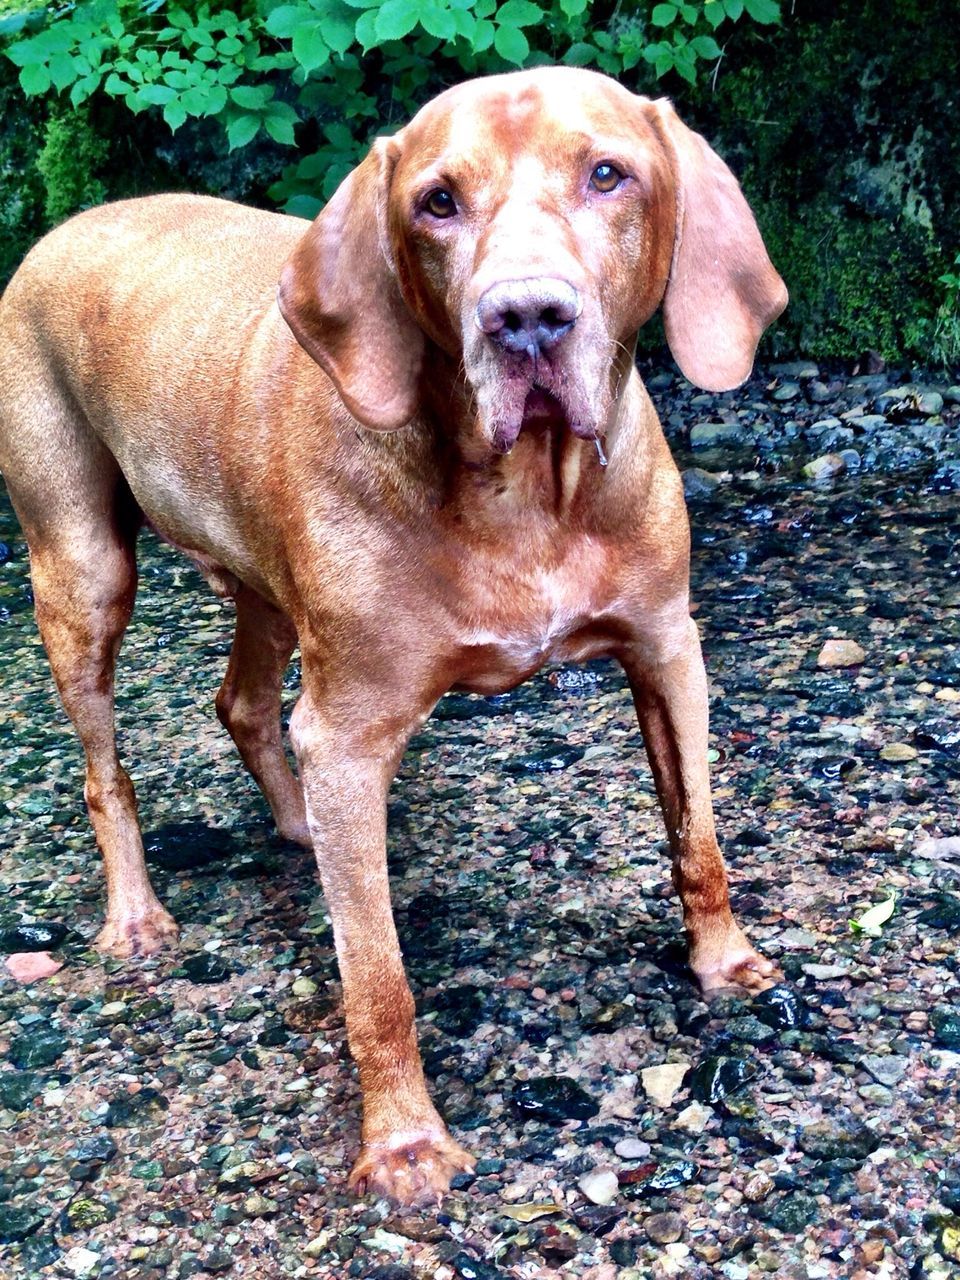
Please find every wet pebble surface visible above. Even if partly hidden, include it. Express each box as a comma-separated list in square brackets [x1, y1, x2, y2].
[2, 359, 960, 1277]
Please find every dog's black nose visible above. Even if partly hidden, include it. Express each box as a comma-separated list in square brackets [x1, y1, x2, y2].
[476, 278, 580, 354]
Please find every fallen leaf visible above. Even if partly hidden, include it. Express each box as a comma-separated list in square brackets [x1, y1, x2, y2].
[502, 1202, 564, 1222]
[5, 951, 64, 983]
[850, 890, 896, 938]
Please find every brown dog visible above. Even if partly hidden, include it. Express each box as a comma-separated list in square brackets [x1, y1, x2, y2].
[0, 67, 786, 1204]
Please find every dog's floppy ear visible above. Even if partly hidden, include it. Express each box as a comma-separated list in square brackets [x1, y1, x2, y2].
[650, 100, 787, 393]
[277, 136, 423, 431]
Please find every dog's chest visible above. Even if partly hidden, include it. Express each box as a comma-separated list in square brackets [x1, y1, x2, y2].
[450, 538, 618, 693]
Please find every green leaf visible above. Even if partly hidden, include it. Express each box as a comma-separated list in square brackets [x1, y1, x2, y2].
[497, 0, 541, 26]
[651, 3, 677, 25]
[563, 41, 595, 65]
[493, 20, 527, 62]
[560, 0, 587, 14]
[134, 82, 177, 105]
[374, 0, 419, 39]
[227, 112, 261, 149]
[654, 47, 674, 76]
[703, 0, 724, 26]
[452, 9, 476, 40]
[850, 890, 896, 938]
[353, 7, 378, 47]
[292, 18, 329, 70]
[163, 98, 188, 130]
[284, 193, 324, 219]
[19, 61, 51, 94]
[679, 2, 699, 21]
[691, 34, 722, 57]
[470, 16, 494, 50]
[231, 83, 273, 109]
[722, 0, 744, 17]
[743, 0, 779, 20]
[264, 104, 298, 144]
[320, 7, 357, 52]
[217, 35, 244, 55]
[70, 71, 102, 107]
[418, 0, 456, 40]
[264, 4, 306, 37]
[48, 51, 77, 91]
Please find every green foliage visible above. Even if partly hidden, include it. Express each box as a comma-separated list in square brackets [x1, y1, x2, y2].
[2, 0, 781, 216]
[36, 102, 107, 222]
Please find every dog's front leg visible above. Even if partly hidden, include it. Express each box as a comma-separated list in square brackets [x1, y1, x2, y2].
[620, 615, 778, 994]
[288, 680, 475, 1205]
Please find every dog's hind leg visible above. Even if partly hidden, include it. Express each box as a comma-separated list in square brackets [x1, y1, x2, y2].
[2, 387, 178, 957]
[215, 587, 309, 846]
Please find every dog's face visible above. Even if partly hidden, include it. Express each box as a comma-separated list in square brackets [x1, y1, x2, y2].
[278, 67, 786, 450]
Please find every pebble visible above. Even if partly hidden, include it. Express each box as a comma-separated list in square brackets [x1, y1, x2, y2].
[63, 1247, 100, 1277]
[577, 1166, 619, 1205]
[0, 921, 68, 952]
[687, 1056, 758, 1104]
[639, 1061, 689, 1107]
[643, 1211, 685, 1244]
[674, 1100, 712, 1133]
[803, 453, 846, 480]
[614, 1137, 652, 1159]
[860, 1053, 910, 1085]
[511, 1075, 598, 1122]
[817, 638, 866, 667]
[880, 742, 918, 761]
[690, 422, 744, 449]
[7, 1027, 66, 1069]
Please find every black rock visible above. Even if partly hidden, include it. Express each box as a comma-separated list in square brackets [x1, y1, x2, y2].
[609, 1239, 640, 1265]
[450, 1253, 508, 1280]
[0, 921, 69, 953]
[623, 1159, 699, 1198]
[570, 1203, 625, 1236]
[181, 952, 231, 984]
[145, 822, 240, 872]
[431, 986, 487, 1036]
[7, 1028, 67, 1070]
[69, 1134, 118, 1166]
[688, 1055, 759, 1104]
[503, 745, 584, 774]
[20, 1235, 61, 1269]
[917, 896, 960, 930]
[761, 1191, 820, 1232]
[0, 1070, 40, 1110]
[724, 1015, 778, 1046]
[752, 985, 809, 1030]
[931, 1007, 960, 1049]
[914, 721, 960, 757]
[797, 1119, 881, 1162]
[0, 1203, 44, 1244]
[433, 694, 514, 722]
[105, 1087, 168, 1128]
[511, 1076, 599, 1123]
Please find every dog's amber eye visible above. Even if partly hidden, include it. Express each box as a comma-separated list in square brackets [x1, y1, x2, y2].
[590, 163, 624, 193]
[424, 188, 457, 219]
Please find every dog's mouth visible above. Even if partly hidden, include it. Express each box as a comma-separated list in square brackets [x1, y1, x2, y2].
[491, 385, 600, 455]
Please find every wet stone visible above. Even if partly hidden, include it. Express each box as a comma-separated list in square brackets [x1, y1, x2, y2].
[622, 1159, 699, 1198]
[8, 1027, 67, 1070]
[860, 1053, 910, 1086]
[763, 1191, 820, 1232]
[511, 1076, 599, 1123]
[105, 1087, 168, 1128]
[65, 1198, 115, 1231]
[0, 920, 69, 953]
[752, 985, 809, 1030]
[0, 1070, 41, 1111]
[450, 1254, 508, 1280]
[918, 897, 960, 930]
[688, 1055, 758, 1104]
[643, 1210, 684, 1243]
[724, 1015, 778, 1046]
[180, 952, 231, 984]
[797, 1119, 881, 1162]
[0, 1203, 45, 1243]
[931, 1008, 960, 1049]
[503, 744, 584, 774]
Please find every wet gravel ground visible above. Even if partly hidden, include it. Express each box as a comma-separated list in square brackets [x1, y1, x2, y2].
[2, 361, 960, 1280]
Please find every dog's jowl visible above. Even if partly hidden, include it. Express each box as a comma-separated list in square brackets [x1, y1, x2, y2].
[0, 67, 787, 1204]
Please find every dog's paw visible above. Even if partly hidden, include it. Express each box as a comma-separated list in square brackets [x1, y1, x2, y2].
[348, 1129, 475, 1207]
[690, 922, 779, 995]
[95, 907, 180, 958]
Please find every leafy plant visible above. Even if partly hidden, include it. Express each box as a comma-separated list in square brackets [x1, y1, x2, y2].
[2, 0, 783, 218]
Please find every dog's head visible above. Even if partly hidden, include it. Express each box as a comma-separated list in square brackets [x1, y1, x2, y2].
[278, 67, 786, 452]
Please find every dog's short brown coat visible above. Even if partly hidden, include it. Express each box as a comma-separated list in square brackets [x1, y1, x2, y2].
[0, 67, 786, 1203]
